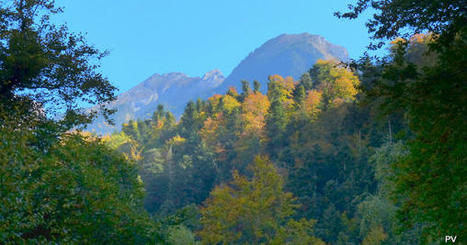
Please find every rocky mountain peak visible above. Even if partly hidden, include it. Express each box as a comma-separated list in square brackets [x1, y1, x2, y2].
[202, 69, 224, 81]
[216, 33, 348, 93]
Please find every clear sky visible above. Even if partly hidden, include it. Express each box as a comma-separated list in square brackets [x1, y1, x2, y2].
[54, 0, 378, 93]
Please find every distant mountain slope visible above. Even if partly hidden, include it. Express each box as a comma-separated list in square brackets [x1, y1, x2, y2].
[86, 70, 224, 134]
[217, 33, 348, 93]
[87, 33, 349, 135]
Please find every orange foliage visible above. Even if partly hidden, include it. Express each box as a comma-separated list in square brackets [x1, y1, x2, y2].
[200, 113, 227, 158]
[268, 74, 296, 96]
[304, 90, 322, 118]
[241, 92, 270, 133]
[390, 37, 407, 45]
[227, 86, 239, 96]
[200, 113, 222, 145]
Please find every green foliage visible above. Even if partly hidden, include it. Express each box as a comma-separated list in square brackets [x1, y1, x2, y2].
[102, 131, 133, 150]
[370, 142, 407, 195]
[360, 29, 466, 244]
[199, 156, 322, 244]
[339, 0, 466, 241]
[388, 38, 466, 239]
[357, 196, 396, 241]
[0, 1, 162, 243]
[299, 72, 313, 91]
[293, 84, 306, 106]
[240, 80, 252, 100]
[362, 225, 387, 245]
[167, 225, 199, 245]
[253, 80, 261, 93]
[308, 59, 359, 108]
[272, 219, 325, 245]
[0, 1, 460, 243]
[113, 104, 217, 215]
[111, 71, 374, 244]
[265, 99, 288, 156]
[335, 0, 465, 48]
[0, 0, 116, 127]
[0, 124, 158, 243]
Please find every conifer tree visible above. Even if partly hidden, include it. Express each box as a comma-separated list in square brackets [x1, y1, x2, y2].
[253, 80, 261, 93]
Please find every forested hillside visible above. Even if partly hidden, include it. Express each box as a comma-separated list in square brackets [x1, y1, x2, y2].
[1, 0, 465, 244]
[104, 59, 415, 244]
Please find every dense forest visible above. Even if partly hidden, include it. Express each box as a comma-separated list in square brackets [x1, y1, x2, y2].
[1, 0, 465, 244]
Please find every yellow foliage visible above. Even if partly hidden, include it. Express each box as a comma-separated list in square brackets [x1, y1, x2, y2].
[304, 90, 322, 119]
[200, 114, 221, 144]
[334, 72, 358, 97]
[128, 142, 143, 162]
[101, 131, 132, 150]
[154, 119, 164, 129]
[199, 156, 301, 244]
[315, 58, 330, 65]
[208, 94, 223, 112]
[267, 74, 296, 112]
[268, 74, 296, 98]
[200, 113, 227, 159]
[241, 92, 270, 133]
[169, 135, 186, 145]
[222, 94, 241, 113]
[390, 37, 407, 45]
[329, 66, 358, 101]
[313, 59, 360, 107]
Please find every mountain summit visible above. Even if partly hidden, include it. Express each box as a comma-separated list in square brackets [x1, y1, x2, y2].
[202, 69, 225, 84]
[217, 33, 348, 92]
[87, 33, 348, 134]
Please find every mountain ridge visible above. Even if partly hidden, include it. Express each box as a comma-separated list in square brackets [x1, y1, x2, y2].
[217, 33, 348, 93]
[87, 33, 348, 134]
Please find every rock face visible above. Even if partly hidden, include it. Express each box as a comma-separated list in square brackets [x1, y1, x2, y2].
[86, 70, 224, 134]
[87, 33, 348, 135]
[216, 33, 348, 93]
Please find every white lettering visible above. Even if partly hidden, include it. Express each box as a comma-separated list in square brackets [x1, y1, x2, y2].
[445, 236, 457, 243]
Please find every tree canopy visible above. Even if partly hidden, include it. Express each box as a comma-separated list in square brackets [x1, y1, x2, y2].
[0, 1, 162, 243]
[199, 156, 323, 245]
[338, 0, 466, 241]
[0, 0, 116, 128]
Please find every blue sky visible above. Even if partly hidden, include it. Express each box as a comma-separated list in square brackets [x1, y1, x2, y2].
[54, 0, 378, 93]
